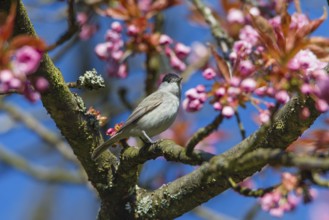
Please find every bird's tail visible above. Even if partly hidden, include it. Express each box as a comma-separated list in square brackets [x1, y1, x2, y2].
[92, 133, 123, 160]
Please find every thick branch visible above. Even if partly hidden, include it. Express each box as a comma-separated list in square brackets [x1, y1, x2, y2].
[120, 139, 214, 168]
[0, 1, 119, 213]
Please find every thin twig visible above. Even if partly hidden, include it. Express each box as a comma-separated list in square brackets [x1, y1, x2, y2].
[190, 0, 233, 59]
[235, 111, 246, 140]
[0, 102, 77, 162]
[186, 114, 224, 155]
[0, 90, 21, 95]
[0, 145, 86, 184]
[46, 0, 78, 51]
[243, 203, 261, 220]
[51, 34, 79, 63]
[228, 177, 277, 197]
[118, 87, 134, 110]
[145, 13, 164, 95]
[311, 172, 329, 188]
[192, 206, 237, 220]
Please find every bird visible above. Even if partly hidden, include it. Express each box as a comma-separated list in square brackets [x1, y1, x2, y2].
[92, 73, 182, 160]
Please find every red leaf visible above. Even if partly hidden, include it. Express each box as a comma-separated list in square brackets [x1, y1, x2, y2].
[209, 45, 230, 81]
[296, 7, 327, 38]
[9, 35, 46, 51]
[104, 8, 129, 20]
[0, 2, 16, 43]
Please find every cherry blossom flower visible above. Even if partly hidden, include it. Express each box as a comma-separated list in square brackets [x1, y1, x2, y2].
[227, 8, 245, 24]
[13, 46, 42, 75]
[183, 85, 207, 112]
[239, 25, 259, 45]
[259, 190, 299, 217]
[202, 68, 216, 80]
[222, 106, 234, 118]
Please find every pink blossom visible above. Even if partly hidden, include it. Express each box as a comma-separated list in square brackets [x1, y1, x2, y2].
[249, 7, 260, 16]
[127, 24, 139, 36]
[185, 88, 199, 100]
[259, 191, 299, 217]
[77, 12, 88, 25]
[117, 64, 128, 79]
[269, 16, 281, 28]
[266, 87, 275, 96]
[9, 78, 22, 89]
[111, 50, 124, 61]
[106, 128, 116, 136]
[227, 8, 245, 24]
[255, 86, 267, 96]
[288, 49, 326, 72]
[227, 87, 241, 96]
[0, 69, 14, 83]
[13, 46, 42, 75]
[105, 30, 121, 41]
[183, 85, 207, 112]
[111, 21, 122, 33]
[275, 90, 290, 104]
[95, 42, 111, 60]
[282, 172, 298, 191]
[35, 77, 49, 92]
[202, 68, 216, 80]
[301, 107, 310, 119]
[24, 86, 41, 102]
[215, 87, 226, 97]
[196, 84, 206, 93]
[222, 106, 235, 118]
[301, 83, 313, 95]
[259, 110, 270, 123]
[183, 98, 203, 112]
[138, 0, 152, 12]
[185, 86, 207, 102]
[232, 40, 252, 58]
[170, 54, 186, 71]
[241, 78, 256, 92]
[315, 99, 328, 112]
[290, 13, 309, 30]
[188, 42, 208, 64]
[174, 43, 191, 59]
[239, 25, 259, 45]
[239, 60, 255, 76]
[159, 34, 173, 45]
[230, 76, 241, 87]
[198, 92, 207, 102]
[213, 102, 222, 111]
[79, 24, 98, 40]
[316, 74, 329, 104]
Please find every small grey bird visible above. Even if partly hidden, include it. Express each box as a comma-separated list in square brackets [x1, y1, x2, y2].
[92, 73, 182, 160]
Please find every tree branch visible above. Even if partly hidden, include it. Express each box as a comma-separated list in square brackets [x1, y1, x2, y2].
[120, 139, 214, 168]
[0, 102, 77, 162]
[190, 0, 233, 58]
[136, 95, 320, 219]
[0, 145, 86, 184]
[186, 113, 223, 155]
[0, 1, 120, 217]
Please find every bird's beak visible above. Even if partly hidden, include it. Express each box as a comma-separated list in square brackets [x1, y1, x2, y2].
[178, 77, 183, 83]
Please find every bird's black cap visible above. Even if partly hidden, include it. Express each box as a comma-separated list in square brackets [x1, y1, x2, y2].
[162, 73, 182, 83]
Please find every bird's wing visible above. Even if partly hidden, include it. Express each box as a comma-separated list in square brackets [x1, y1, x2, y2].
[118, 92, 164, 131]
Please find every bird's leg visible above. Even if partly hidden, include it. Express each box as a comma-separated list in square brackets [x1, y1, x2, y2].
[140, 130, 154, 144]
[139, 130, 155, 153]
